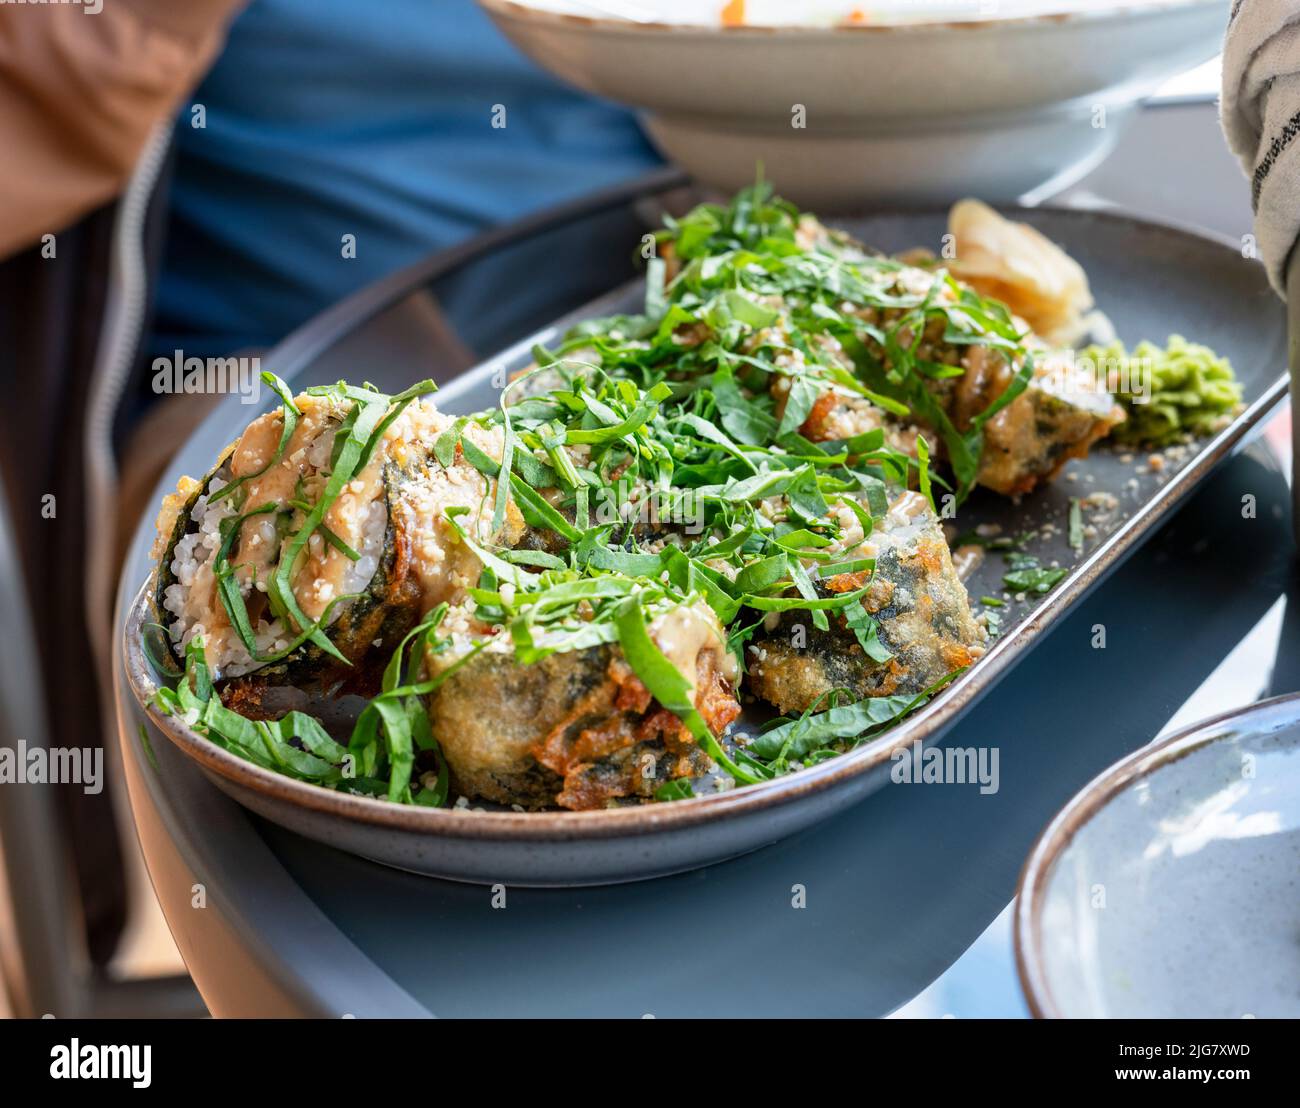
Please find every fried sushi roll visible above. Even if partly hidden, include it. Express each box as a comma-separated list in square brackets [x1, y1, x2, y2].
[746, 491, 985, 716]
[941, 345, 1125, 497]
[756, 212, 1125, 497]
[791, 346, 1125, 499]
[152, 384, 522, 703]
[425, 599, 739, 810]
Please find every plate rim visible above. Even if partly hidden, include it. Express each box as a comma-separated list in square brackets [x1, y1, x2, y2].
[1013, 689, 1300, 1019]
[478, 0, 1222, 38]
[120, 203, 1291, 845]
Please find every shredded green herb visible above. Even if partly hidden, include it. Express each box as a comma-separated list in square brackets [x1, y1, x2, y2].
[1002, 550, 1067, 596]
[552, 181, 1032, 505]
[149, 184, 1065, 806]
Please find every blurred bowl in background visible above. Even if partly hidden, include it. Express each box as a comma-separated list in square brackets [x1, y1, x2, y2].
[1016, 694, 1300, 1019]
[480, 0, 1226, 209]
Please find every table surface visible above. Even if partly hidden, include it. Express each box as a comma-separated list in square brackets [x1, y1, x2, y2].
[114, 100, 1299, 1017]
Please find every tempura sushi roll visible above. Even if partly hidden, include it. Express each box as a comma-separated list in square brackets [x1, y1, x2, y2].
[746, 491, 985, 715]
[846, 267, 1122, 497]
[425, 598, 740, 810]
[951, 346, 1125, 497]
[788, 345, 1124, 498]
[666, 205, 1123, 499]
[152, 383, 523, 704]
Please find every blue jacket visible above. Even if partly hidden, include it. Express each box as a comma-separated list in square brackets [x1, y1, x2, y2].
[155, 0, 661, 357]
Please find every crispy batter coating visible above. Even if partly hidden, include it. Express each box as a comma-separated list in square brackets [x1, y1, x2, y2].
[427, 608, 739, 810]
[748, 497, 985, 715]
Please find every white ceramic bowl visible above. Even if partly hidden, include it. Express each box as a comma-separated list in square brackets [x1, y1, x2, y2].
[1016, 694, 1300, 1019]
[480, 0, 1226, 208]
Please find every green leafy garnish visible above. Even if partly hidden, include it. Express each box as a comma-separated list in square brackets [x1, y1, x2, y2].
[154, 182, 1058, 807]
[654, 779, 695, 802]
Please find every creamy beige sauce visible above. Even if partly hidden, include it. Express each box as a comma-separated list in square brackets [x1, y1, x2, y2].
[649, 602, 738, 692]
[951, 544, 985, 582]
[395, 414, 521, 612]
[166, 394, 522, 672]
[890, 490, 932, 521]
[229, 394, 359, 620]
[235, 398, 518, 620]
[829, 489, 936, 568]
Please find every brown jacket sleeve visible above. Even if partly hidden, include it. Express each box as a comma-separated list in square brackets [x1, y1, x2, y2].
[0, 0, 248, 258]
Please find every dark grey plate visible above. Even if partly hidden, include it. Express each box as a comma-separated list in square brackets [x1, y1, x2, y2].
[122, 206, 1288, 886]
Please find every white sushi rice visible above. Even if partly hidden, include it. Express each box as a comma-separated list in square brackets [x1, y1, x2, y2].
[163, 469, 388, 679]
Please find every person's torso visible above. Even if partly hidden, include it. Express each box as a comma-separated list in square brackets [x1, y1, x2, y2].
[155, 0, 661, 357]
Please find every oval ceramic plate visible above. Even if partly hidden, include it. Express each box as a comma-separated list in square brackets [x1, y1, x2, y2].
[121, 206, 1288, 886]
[1015, 693, 1300, 1018]
[479, 0, 1225, 207]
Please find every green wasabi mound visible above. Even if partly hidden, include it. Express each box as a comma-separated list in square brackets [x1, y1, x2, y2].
[1081, 335, 1242, 448]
